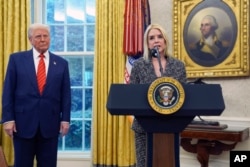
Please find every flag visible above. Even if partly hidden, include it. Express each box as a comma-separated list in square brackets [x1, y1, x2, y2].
[123, 0, 151, 56]
[123, 0, 151, 123]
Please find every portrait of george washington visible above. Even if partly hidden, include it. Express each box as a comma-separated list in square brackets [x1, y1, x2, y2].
[183, 1, 237, 67]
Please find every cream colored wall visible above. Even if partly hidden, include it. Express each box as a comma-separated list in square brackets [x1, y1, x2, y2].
[149, 0, 250, 166]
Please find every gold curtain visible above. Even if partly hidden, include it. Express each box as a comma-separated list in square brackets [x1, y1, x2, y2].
[92, 0, 136, 166]
[0, 0, 30, 165]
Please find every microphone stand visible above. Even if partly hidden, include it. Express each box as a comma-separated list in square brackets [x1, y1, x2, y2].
[151, 47, 163, 77]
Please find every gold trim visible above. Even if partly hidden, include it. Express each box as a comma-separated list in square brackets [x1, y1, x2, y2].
[147, 77, 185, 114]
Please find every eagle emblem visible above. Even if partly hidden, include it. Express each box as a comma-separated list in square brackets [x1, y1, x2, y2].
[158, 86, 175, 106]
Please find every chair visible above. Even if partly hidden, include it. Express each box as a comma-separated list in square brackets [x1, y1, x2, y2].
[0, 146, 8, 167]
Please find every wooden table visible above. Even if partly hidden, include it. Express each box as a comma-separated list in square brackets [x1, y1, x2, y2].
[180, 126, 249, 167]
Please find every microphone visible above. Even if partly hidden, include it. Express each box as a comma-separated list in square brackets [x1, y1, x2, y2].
[150, 46, 159, 58]
[150, 46, 163, 77]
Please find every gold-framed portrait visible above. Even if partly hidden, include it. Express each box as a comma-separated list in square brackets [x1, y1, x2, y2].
[173, 0, 249, 78]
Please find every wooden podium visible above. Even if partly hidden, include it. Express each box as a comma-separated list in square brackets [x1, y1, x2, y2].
[106, 83, 225, 167]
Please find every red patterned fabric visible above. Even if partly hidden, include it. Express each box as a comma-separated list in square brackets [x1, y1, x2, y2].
[123, 0, 151, 56]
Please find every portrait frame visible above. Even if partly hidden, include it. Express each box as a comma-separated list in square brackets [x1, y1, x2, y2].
[173, 0, 249, 78]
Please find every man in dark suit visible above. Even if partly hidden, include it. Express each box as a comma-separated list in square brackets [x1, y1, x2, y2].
[1, 23, 71, 167]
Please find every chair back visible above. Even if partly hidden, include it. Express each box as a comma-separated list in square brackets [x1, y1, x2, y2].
[0, 146, 8, 167]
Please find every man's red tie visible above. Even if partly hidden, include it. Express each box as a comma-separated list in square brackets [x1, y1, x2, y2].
[37, 54, 46, 95]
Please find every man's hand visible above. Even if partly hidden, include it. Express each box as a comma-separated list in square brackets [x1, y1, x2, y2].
[60, 122, 70, 137]
[3, 122, 17, 138]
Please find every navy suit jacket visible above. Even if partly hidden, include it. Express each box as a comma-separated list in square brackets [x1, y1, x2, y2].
[2, 49, 71, 138]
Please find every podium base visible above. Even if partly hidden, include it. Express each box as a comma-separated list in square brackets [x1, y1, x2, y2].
[146, 133, 180, 167]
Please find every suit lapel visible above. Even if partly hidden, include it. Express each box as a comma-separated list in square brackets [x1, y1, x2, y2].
[24, 50, 39, 92]
[44, 53, 57, 92]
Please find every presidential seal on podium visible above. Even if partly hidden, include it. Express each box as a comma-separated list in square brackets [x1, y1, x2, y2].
[147, 77, 185, 114]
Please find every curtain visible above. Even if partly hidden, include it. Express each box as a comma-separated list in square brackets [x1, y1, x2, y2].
[0, 0, 30, 165]
[92, 0, 136, 166]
